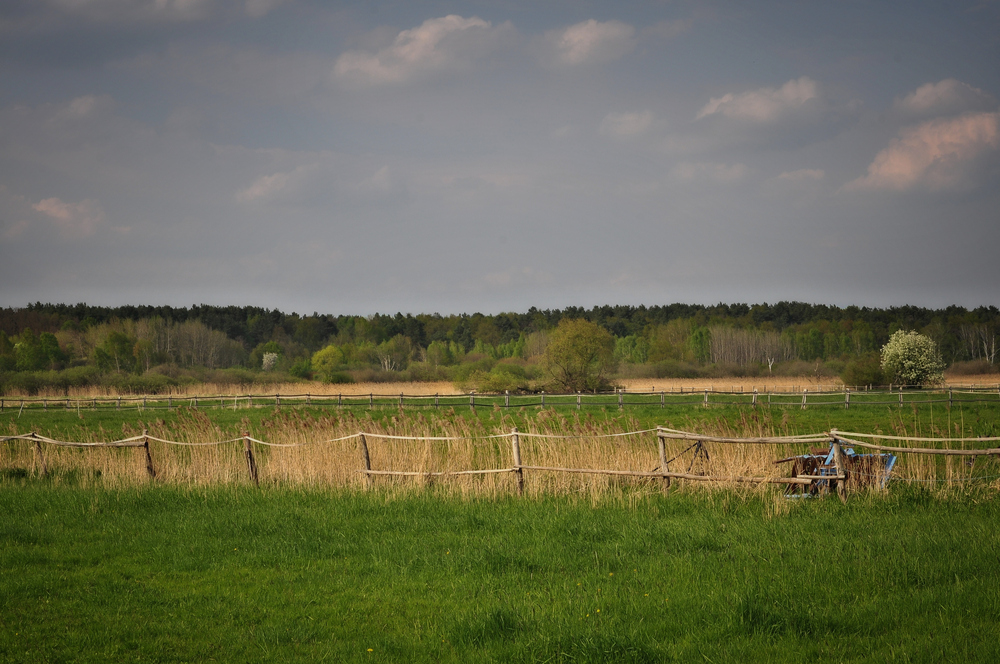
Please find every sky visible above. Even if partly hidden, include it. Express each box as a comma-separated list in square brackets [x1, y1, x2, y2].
[1, 0, 998, 316]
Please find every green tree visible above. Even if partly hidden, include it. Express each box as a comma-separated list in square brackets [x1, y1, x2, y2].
[614, 335, 649, 364]
[689, 327, 711, 364]
[311, 345, 345, 382]
[14, 329, 46, 371]
[94, 331, 137, 373]
[880, 330, 945, 386]
[543, 319, 614, 392]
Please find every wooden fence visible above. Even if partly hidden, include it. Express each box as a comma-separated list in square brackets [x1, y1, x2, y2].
[4, 427, 999, 499]
[2, 385, 999, 413]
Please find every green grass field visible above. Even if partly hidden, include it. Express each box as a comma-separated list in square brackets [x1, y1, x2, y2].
[5, 397, 1000, 441]
[1, 485, 999, 662]
[2, 403, 1000, 662]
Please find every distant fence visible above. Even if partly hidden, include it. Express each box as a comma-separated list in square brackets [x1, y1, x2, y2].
[4, 426, 999, 499]
[3, 385, 1000, 413]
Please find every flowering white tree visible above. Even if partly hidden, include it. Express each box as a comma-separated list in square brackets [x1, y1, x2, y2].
[262, 352, 279, 372]
[880, 330, 945, 386]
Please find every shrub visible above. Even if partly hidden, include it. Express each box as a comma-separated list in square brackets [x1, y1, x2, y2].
[840, 354, 885, 387]
[946, 360, 995, 376]
[880, 330, 945, 386]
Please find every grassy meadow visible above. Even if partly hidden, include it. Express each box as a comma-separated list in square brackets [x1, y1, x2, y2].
[1, 485, 999, 662]
[2, 402, 1000, 662]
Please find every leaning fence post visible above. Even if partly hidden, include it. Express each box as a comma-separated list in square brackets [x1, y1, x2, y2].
[243, 432, 259, 487]
[511, 428, 524, 496]
[359, 433, 372, 488]
[656, 430, 671, 494]
[142, 429, 156, 479]
[32, 434, 48, 477]
[830, 430, 847, 503]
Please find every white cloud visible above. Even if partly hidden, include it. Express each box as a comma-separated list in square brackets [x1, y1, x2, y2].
[894, 79, 996, 117]
[670, 162, 748, 184]
[236, 165, 315, 203]
[32, 197, 107, 238]
[696, 77, 819, 122]
[599, 111, 653, 138]
[544, 19, 636, 66]
[333, 15, 510, 84]
[777, 169, 825, 182]
[847, 112, 1000, 191]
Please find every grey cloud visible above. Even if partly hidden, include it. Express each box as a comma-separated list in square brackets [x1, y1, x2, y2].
[894, 79, 997, 118]
[333, 15, 515, 85]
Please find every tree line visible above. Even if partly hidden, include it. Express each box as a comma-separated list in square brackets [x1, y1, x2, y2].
[0, 301, 997, 393]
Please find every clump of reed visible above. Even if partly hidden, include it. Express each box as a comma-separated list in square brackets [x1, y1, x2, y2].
[3, 407, 997, 497]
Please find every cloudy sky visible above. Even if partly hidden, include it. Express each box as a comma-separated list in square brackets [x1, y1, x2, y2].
[1, 1, 998, 315]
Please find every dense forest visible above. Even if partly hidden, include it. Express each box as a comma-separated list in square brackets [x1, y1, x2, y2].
[1, 302, 997, 394]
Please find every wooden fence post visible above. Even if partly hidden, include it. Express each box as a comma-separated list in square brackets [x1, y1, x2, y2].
[33, 434, 48, 477]
[660, 391, 664, 408]
[801, 389, 808, 410]
[511, 428, 524, 496]
[845, 389, 850, 410]
[399, 393, 403, 408]
[541, 392, 545, 407]
[830, 431, 847, 503]
[142, 429, 156, 479]
[505, 390, 510, 408]
[618, 389, 623, 410]
[899, 391, 904, 408]
[359, 433, 372, 488]
[470, 393, 475, 411]
[243, 433, 259, 487]
[656, 431, 671, 494]
[369, 393, 373, 409]
[577, 392, 581, 410]
[752, 389, 757, 408]
[703, 389, 709, 408]
[434, 393, 438, 408]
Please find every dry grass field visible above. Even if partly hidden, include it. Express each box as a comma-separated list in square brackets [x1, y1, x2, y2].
[21, 374, 999, 400]
[6, 404, 997, 499]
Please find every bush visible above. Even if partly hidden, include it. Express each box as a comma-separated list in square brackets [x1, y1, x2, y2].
[946, 360, 996, 376]
[456, 369, 529, 394]
[840, 354, 885, 387]
[325, 372, 354, 384]
[881, 330, 945, 386]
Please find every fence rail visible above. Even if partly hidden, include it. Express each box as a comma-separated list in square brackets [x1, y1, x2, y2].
[2, 385, 999, 413]
[5, 426, 1000, 498]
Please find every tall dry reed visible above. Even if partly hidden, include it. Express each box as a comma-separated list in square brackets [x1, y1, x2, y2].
[3, 407, 998, 497]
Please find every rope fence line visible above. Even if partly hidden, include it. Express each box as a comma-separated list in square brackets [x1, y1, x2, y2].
[5, 425, 1000, 497]
[3, 384, 1000, 414]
